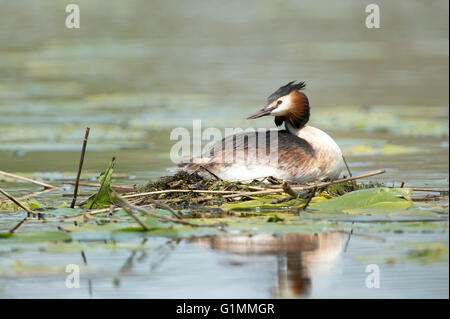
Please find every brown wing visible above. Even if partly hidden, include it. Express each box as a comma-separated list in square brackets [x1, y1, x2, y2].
[198, 130, 316, 175]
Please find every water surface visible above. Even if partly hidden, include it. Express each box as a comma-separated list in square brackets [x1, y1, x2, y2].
[0, 0, 448, 299]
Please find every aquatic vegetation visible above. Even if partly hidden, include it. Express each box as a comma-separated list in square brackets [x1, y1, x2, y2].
[342, 144, 417, 156]
[355, 242, 449, 265]
[0, 129, 448, 274]
[82, 158, 117, 209]
[313, 105, 449, 138]
[1, 161, 447, 258]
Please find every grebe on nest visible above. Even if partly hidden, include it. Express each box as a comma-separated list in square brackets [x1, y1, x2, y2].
[179, 81, 344, 183]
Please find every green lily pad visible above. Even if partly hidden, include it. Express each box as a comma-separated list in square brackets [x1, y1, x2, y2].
[39, 207, 83, 217]
[303, 188, 445, 222]
[308, 188, 412, 212]
[360, 221, 449, 233]
[0, 231, 71, 243]
[220, 193, 329, 212]
[355, 241, 449, 265]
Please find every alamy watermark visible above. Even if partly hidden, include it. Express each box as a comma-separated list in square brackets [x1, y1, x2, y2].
[65, 264, 80, 288]
[64, 4, 379, 30]
[365, 4, 380, 29]
[65, 4, 80, 29]
[365, 264, 380, 288]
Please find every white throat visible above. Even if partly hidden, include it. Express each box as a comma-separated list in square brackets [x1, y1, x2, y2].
[285, 121, 300, 135]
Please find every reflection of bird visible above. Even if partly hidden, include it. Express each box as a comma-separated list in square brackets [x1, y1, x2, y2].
[189, 232, 344, 298]
[179, 81, 344, 182]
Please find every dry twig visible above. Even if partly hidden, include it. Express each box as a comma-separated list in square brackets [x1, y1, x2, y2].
[223, 169, 386, 199]
[0, 170, 56, 189]
[0, 187, 34, 215]
[302, 187, 317, 210]
[112, 192, 225, 228]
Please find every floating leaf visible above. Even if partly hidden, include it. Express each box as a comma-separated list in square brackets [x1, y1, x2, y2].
[357, 221, 448, 233]
[303, 188, 446, 222]
[220, 195, 300, 212]
[308, 188, 412, 213]
[1, 261, 65, 278]
[343, 144, 416, 156]
[355, 242, 449, 265]
[0, 231, 71, 243]
[39, 207, 83, 217]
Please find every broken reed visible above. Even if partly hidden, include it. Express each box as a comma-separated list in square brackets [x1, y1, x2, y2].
[71, 127, 90, 208]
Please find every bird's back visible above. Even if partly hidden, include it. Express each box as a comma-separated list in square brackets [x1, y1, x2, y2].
[178, 130, 320, 182]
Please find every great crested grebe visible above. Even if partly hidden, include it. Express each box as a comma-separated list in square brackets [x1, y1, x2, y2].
[179, 81, 345, 183]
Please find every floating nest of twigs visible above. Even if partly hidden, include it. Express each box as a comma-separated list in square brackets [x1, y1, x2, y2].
[130, 171, 384, 209]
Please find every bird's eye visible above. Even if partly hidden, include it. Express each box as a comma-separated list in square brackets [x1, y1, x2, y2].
[277, 100, 282, 105]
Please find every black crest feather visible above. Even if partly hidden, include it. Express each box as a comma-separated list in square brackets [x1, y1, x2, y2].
[267, 81, 306, 104]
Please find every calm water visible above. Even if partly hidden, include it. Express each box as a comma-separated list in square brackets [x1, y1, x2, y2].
[0, 0, 448, 298]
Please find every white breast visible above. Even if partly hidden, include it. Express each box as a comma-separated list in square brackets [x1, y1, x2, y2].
[291, 124, 345, 181]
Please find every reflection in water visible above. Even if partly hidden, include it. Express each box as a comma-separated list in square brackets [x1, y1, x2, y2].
[111, 238, 177, 292]
[189, 232, 344, 297]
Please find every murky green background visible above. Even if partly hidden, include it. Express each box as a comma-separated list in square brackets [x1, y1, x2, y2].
[0, 0, 448, 298]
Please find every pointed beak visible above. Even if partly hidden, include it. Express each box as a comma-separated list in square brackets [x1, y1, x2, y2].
[247, 106, 275, 120]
